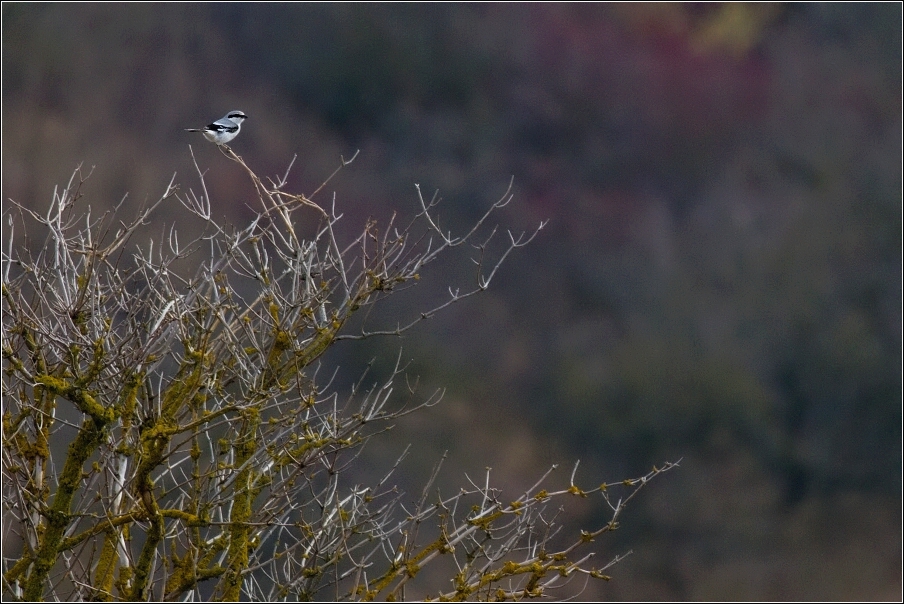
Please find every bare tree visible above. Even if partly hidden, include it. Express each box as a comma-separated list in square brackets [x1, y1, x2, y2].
[2, 148, 677, 601]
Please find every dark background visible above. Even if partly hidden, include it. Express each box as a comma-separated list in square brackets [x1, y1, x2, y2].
[3, 4, 901, 600]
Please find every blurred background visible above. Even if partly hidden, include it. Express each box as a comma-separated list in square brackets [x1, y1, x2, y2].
[3, 4, 900, 600]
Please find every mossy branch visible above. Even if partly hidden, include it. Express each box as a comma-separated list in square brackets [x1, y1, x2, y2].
[1, 158, 666, 602]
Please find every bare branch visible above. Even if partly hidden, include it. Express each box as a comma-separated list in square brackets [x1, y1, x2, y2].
[2, 159, 674, 602]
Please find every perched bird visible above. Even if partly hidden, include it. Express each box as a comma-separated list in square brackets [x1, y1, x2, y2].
[185, 110, 248, 145]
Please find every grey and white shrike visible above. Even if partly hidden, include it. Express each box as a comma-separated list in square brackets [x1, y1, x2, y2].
[185, 110, 248, 145]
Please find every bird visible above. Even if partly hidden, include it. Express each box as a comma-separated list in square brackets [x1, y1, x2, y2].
[185, 110, 248, 145]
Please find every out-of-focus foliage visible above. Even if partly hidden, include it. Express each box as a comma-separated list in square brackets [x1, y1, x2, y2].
[2, 3, 900, 600]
